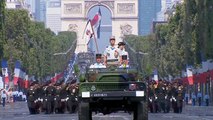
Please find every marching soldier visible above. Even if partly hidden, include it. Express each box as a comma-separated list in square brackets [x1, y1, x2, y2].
[26, 81, 39, 114]
[66, 80, 79, 114]
[43, 81, 56, 114]
[177, 84, 184, 113]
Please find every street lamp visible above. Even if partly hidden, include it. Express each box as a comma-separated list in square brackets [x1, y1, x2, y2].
[2, 68, 6, 89]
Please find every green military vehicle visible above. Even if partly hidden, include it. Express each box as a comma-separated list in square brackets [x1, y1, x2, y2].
[78, 65, 148, 120]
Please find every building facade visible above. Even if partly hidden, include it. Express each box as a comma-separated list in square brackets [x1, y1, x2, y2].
[138, 0, 161, 36]
[45, 0, 61, 34]
[35, 0, 46, 22]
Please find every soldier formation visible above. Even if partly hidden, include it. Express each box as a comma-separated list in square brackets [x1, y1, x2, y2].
[148, 79, 184, 114]
[26, 79, 79, 114]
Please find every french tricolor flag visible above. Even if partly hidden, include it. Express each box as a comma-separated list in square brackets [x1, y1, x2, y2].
[24, 74, 30, 89]
[186, 67, 194, 85]
[13, 60, 22, 85]
[91, 7, 102, 39]
[1, 60, 9, 85]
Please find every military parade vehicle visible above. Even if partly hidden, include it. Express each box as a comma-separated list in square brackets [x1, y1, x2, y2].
[78, 65, 148, 120]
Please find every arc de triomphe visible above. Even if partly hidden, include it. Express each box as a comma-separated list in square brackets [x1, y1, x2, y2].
[61, 0, 138, 53]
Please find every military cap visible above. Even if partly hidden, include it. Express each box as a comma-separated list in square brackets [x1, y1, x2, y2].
[122, 55, 128, 60]
[118, 42, 126, 46]
[96, 54, 102, 58]
[109, 36, 115, 40]
[30, 81, 38, 86]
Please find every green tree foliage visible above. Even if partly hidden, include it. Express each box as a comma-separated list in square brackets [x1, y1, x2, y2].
[0, 9, 76, 80]
[126, 1, 213, 78]
[0, 0, 6, 60]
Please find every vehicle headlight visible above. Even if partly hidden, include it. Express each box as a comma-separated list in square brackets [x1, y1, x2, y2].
[129, 84, 137, 91]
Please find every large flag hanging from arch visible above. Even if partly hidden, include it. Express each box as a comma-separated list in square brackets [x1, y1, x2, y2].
[91, 7, 102, 39]
[1, 60, 9, 85]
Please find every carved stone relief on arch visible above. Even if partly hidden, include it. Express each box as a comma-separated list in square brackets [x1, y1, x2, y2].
[120, 23, 133, 39]
[68, 24, 78, 32]
[85, 1, 114, 15]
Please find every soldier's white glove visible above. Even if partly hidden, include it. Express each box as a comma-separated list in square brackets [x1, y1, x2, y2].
[66, 97, 69, 101]
[170, 98, 173, 102]
[72, 89, 76, 93]
[165, 95, 168, 99]
[149, 98, 152, 102]
[75, 97, 78, 101]
[155, 96, 158, 100]
[40, 99, 43, 102]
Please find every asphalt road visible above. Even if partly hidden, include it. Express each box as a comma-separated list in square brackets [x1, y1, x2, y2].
[1, 102, 213, 120]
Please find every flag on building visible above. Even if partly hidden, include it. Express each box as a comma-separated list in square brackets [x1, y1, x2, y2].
[153, 69, 158, 82]
[83, 20, 94, 45]
[91, 7, 102, 39]
[1, 60, 9, 85]
[186, 67, 194, 85]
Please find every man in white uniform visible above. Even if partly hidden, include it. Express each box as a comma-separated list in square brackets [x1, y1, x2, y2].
[90, 54, 106, 68]
[117, 42, 129, 64]
[103, 36, 119, 65]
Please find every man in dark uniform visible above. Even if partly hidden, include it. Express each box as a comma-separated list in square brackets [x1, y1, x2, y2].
[43, 80, 56, 114]
[66, 80, 79, 114]
[26, 81, 39, 114]
[177, 84, 184, 113]
[148, 81, 156, 113]
[156, 80, 166, 113]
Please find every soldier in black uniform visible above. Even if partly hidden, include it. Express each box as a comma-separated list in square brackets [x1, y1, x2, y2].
[66, 79, 79, 114]
[26, 81, 39, 114]
[156, 80, 166, 113]
[54, 80, 67, 114]
[43, 80, 56, 114]
[148, 81, 156, 113]
[177, 84, 184, 113]
[164, 82, 172, 113]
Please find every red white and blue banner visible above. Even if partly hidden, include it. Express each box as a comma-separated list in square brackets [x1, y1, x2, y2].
[83, 20, 94, 45]
[91, 7, 102, 39]
[186, 67, 194, 85]
[1, 60, 9, 85]
[51, 72, 64, 83]
[13, 60, 22, 85]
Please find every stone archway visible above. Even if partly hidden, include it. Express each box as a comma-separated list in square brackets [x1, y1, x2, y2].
[61, 0, 138, 53]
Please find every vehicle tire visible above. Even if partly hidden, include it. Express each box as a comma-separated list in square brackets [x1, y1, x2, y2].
[133, 102, 148, 120]
[78, 102, 92, 120]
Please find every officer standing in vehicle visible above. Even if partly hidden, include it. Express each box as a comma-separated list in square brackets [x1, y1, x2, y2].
[90, 54, 106, 68]
[117, 42, 129, 64]
[103, 36, 119, 65]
